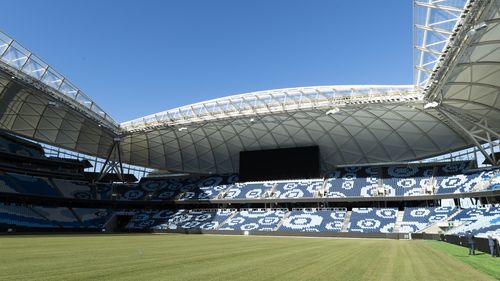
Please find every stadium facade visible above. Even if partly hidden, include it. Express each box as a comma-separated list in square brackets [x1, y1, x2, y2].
[0, 0, 498, 241]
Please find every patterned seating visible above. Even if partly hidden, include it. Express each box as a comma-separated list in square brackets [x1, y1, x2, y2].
[180, 175, 238, 200]
[116, 185, 147, 200]
[95, 183, 113, 200]
[0, 134, 44, 158]
[141, 177, 200, 200]
[219, 208, 287, 231]
[222, 182, 274, 199]
[447, 206, 500, 237]
[127, 208, 236, 230]
[0, 203, 56, 228]
[7, 173, 61, 197]
[278, 208, 346, 232]
[326, 166, 378, 198]
[274, 180, 324, 199]
[434, 162, 494, 194]
[399, 206, 456, 233]
[435, 171, 493, 194]
[347, 208, 397, 233]
[489, 174, 500, 190]
[31, 206, 82, 228]
[53, 179, 93, 199]
[72, 208, 111, 228]
[126, 209, 177, 230]
[154, 209, 227, 230]
[382, 166, 433, 196]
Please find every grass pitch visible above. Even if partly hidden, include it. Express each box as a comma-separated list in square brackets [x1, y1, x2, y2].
[0, 234, 498, 281]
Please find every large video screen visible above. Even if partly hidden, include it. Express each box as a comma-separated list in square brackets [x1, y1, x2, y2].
[239, 146, 320, 181]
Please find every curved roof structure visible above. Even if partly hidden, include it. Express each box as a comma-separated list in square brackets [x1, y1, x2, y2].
[0, 0, 499, 174]
[119, 85, 474, 173]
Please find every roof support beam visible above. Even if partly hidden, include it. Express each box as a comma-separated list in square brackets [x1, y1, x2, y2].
[97, 138, 125, 183]
[436, 105, 500, 165]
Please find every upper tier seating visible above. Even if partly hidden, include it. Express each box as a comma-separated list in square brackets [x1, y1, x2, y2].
[382, 166, 434, 196]
[347, 208, 397, 233]
[434, 163, 495, 194]
[140, 177, 201, 200]
[179, 175, 238, 200]
[219, 208, 288, 231]
[72, 208, 111, 228]
[0, 134, 44, 158]
[489, 174, 500, 190]
[273, 180, 324, 199]
[278, 208, 346, 232]
[141, 174, 238, 200]
[6, 173, 61, 197]
[52, 179, 94, 199]
[326, 166, 378, 198]
[95, 183, 113, 200]
[222, 182, 274, 199]
[0, 203, 56, 228]
[399, 206, 457, 233]
[116, 184, 147, 200]
[0, 174, 18, 193]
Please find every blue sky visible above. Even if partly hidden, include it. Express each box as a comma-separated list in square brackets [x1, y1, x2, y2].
[0, 0, 413, 123]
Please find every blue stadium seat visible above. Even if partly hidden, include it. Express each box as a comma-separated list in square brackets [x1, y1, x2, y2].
[31, 206, 82, 228]
[180, 175, 234, 200]
[116, 185, 147, 200]
[126, 209, 177, 230]
[279, 208, 346, 232]
[0, 203, 57, 228]
[222, 182, 275, 199]
[274, 180, 324, 199]
[72, 208, 111, 228]
[447, 206, 500, 237]
[326, 166, 378, 198]
[219, 208, 287, 231]
[435, 172, 487, 194]
[382, 166, 433, 196]
[0, 174, 19, 194]
[95, 183, 113, 200]
[7, 173, 61, 197]
[53, 179, 93, 199]
[348, 208, 397, 233]
[399, 206, 456, 233]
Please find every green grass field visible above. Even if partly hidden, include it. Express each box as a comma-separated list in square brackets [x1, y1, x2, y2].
[0, 234, 498, 281]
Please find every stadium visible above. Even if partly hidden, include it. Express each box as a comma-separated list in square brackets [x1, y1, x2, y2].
[0, 0, 499, 280]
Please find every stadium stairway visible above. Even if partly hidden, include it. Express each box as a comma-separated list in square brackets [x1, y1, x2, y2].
[261, 183, 276, 199]
[393, 211, 405, 233]
[216, 211, 238, 230]
[340, 211, 351, 232]
[273, 210, 291, 231]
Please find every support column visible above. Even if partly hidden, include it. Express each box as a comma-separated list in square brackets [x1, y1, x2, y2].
[436, 105, 500, 165]
[96, 137, 125, 183]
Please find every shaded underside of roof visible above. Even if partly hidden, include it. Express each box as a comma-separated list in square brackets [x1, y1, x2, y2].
[120, 101, 471, 174]
[0, 70, 116, 158]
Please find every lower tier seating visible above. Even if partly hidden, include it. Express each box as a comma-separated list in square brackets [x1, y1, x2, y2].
[218, 209, 287, 231]
[399, 206, 457, 233]
[347, 208, 398, 233]
[278, 208, 346, 232]
[2, 204, 499, 236]
[446, 206, 500, 237]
